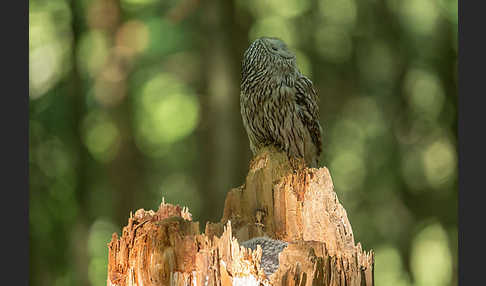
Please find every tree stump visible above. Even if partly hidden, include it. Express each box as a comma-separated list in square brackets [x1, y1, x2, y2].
[107, 147, 374, 285]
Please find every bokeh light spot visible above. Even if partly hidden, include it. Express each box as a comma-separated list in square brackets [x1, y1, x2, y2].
[344, 97, 386, 138]
[398, 0, 440, 35]
[411, 223, 452, 286]
[35, 138, 72, 178]
[121, 0, 158, 7]
[82, 111, 121, 163]
[88, 219, 119, 286]
[329, 118, 366, 157]
[116, 20, 149, 55]
[422, 138, 456, 189]
[375, 245, 411, 286]
[330, 151, 366, 192]
[77, 30, 110, 78]
[30, 43, 64, 99]
[319, 0, 357, 28]
[244, 0, 311, 19]
[249, 16, 296, 47]
[88, 258, 108, 286]
[29, 11, 53, 50]
[404, 68, 445, 119]
[135, 73, 199, 157]
[29, 2, 72, 99]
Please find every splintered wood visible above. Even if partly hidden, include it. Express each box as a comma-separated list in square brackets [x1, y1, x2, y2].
[107, 147, 374, 285]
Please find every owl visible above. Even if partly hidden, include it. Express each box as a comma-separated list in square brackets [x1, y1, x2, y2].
[240, 37, 322, 168]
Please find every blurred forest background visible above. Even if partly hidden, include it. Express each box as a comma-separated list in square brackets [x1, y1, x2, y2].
[29, 0, 457, 285]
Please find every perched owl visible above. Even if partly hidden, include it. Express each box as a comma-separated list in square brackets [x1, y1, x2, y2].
[240, 37, 322, 168]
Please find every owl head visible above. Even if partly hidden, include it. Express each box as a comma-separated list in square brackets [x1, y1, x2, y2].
[259, 37, 296, 59]
[242, 37, 298, 79]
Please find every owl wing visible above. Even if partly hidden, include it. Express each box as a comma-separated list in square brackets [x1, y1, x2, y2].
[294, 76, 323, 158]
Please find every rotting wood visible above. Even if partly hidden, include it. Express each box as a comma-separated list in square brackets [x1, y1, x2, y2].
[107, 147, 374, 285]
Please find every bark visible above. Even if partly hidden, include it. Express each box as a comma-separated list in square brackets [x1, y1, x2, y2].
[107, 147, 374, 285]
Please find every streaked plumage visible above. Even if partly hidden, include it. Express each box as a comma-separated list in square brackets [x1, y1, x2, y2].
[240, 37, 322, 167]
[241, 237, 288, 277]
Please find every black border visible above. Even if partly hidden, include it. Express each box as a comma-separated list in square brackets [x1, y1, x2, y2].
[458, 0, 484, 285]
[2, 0, 29, 284]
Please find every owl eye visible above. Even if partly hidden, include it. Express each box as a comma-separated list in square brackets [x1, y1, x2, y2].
[271, 46, 278, 51]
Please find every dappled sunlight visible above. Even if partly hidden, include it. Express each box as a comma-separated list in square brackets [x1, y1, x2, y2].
[375, 245, 412, 286]
[29, 5, 72, 99]
[30, 43, 66, 99]
[327, 96, 390, 196]
[373, 197, 413, 241]
[411, 223, 453, 286]
[395, 0, 441, 35]
[329, 118, 366, 157]
[82, 110, 121, 163]
[134, 72, 200, 157]
[77, 30, 110, 78]
[423, 137, 456, 190]
[404, 68, 446, 119]
[318, 0, 357, 29]
[35, 138, 72, 179]
[330, 151, 366, 193]
[29, 4, 70, 99]
[115, 20, 150, 56]
[249, 16, 296, 46]
[247, 0, 311, 19]
[121, 0, 159, 9]
[88, 219, 119, 286]
[343, 97, 387, 138]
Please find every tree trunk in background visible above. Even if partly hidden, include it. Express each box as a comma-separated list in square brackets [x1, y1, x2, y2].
[90, 0, 145, 227]
[68, 0, 91, 285]
[67, 0, 145, 284]
[198, 0, 252, 224]
[107, 148, 374, 285]
[222, 0, 255, 197]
